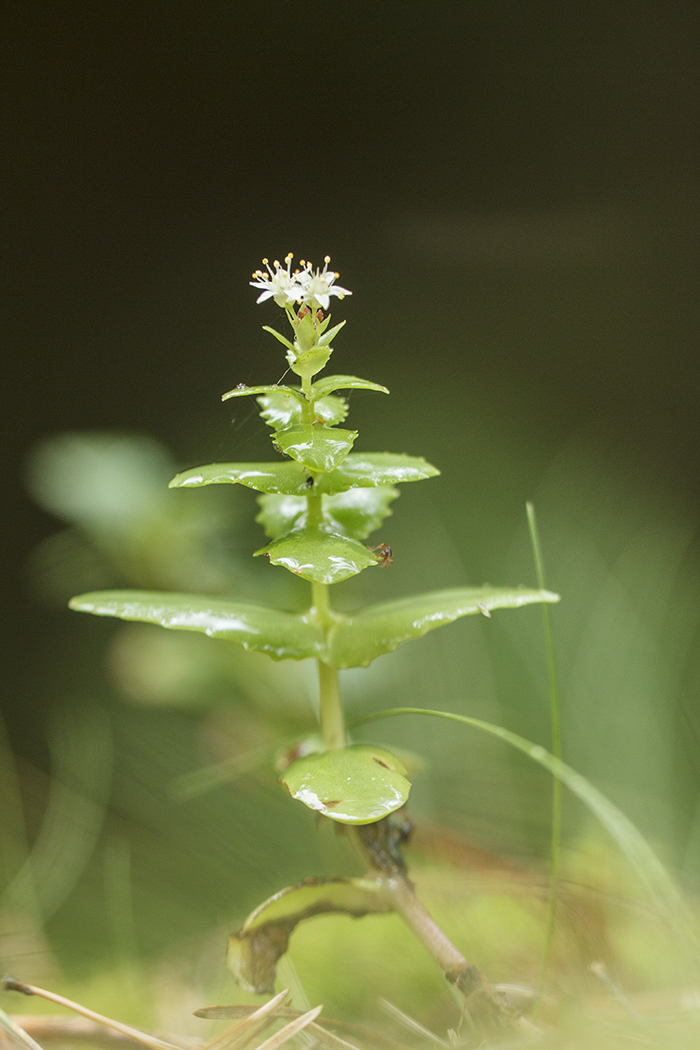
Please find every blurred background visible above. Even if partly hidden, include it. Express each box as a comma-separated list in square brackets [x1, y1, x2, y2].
[3, 0, 700, 1036]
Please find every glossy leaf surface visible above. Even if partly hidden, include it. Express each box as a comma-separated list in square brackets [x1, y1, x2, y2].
[312, 374, 389, 397]
[227, 876, 389, 994]
[255, 526, 377, 584]
[220, 383, 304, 404]
[256, 486, 399, 542]
[170, 461, 313, 495]
[258, 391, 347, 429]
[170, 453, 439, 496]
[289, 345, 332, 380]
[68, 590, 324, 660]
[324, 485, 400, 539]
[327, 586, 561, 668]
[256, 494, 307, 539]
[274, 424, 357, 473]
[280, 745, 410, 824]
[316, 452, 440, 493]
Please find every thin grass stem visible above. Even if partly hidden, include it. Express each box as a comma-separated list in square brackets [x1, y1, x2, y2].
[526, 501, 562, 1010]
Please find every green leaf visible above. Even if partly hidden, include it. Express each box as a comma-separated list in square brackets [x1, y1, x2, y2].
[327, 586, 561, 668]
[315, 452, 440, 494]
[255, 527, 377, 584]
[68, 590, 324, 661]
[170, 461, 313, 495]
[315, 319, 346, 347]
[256, 486, 400, 542]
[170, 452, 439, 496]
[221, 383, 304, 404]
[274, 424, 357, 473]
[258, 391, 348, 430]
[312, 374, 389, 397]
[227, 876, 390, 994]
[289, 345, 332, 380]
[256, 494, 307, 539]
[323, 486, 400, 539]
[261, 324, 295, 351]
[280, 745, 410, 824]
[355, 708, 700, 962]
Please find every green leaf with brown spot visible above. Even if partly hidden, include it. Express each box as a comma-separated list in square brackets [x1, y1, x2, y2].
[279, 744, 411, 824]
[255, 526, 378, 584]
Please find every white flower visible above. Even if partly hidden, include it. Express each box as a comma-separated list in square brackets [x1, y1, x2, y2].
[250, 254, 303, 307]
[296, 256, 352, 311]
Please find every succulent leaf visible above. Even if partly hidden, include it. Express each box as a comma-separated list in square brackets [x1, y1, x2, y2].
[326, 586, 561, 668]
[255, 526, 377, 584]
[312, 374, 389, 397]
[68, 590, 324, 660]
[279, 745, 410, 824]
[227, 876, 390, 994]
[274, 424, 357, 473]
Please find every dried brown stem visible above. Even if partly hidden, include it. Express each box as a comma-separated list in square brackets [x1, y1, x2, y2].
[352, 820, 534, 1037]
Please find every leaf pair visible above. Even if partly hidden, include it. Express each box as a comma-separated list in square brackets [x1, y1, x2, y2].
[69, 585, 559, 668]
[171, 452, 439, 583]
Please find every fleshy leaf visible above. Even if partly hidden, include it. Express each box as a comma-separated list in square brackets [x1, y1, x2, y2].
[68, 590, 324, 660]
[315, 320, 346, 347]
[289, 345, 332, 380]
[256, 486, 399, 542]
[256, 494, 307, 539]
[258, 391, 348, 430]
[221, 383, 304, 404]
[274, 425, 357, 473]
[315, 452, 440, 494]
[227, 876, 390, 993]
[170, 461, 313, 495]
[261, 325, 295, 352]
[255, 527, 377, 584]
[323, 486, 399, 539]
[312, 374, 390, 397]
[280, 745, 410, 824]
[327, 586, 561, 668]
[170, 453, 439, 496]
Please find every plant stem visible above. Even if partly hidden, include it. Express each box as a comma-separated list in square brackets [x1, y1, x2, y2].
[350, 824, 526, 1034]
[311, 580, 345, 751]
[317, 661, 345, 751]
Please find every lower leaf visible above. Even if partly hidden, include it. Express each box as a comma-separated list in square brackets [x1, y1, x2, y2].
[279, 745, 411, 824]
[227, 876, 391, 993]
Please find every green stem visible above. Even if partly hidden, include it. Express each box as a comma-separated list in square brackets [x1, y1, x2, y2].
[300, 373, 313, 423]
[306, 491, 323, 528]
[317, 660, 345, 751]
[311, 580, 345, 751]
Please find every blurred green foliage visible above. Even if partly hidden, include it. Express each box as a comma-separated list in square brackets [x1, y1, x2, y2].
[2, 411, 699, 1049]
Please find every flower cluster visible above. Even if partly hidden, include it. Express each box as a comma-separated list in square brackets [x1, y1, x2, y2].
[250, 254, 351, 311]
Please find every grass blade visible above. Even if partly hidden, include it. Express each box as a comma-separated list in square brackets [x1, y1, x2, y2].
[526, 501, 562, 1004]
[352, 707, 700, 963]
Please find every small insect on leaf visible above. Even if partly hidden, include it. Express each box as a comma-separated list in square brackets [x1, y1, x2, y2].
[369, 543, 393, 567]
